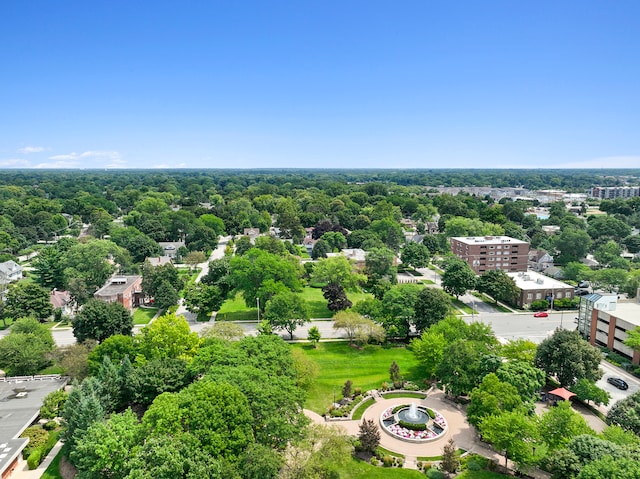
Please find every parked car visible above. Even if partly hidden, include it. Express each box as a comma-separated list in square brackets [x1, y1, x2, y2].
[578, 280, 590, 288]
[533, 311, 549, 318]
[607, 377, 629, 390]
[575, 289, 590, 296]
[164, 244, 176, 250]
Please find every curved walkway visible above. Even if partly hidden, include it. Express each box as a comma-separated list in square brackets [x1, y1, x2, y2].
[305, 389, 479, 469]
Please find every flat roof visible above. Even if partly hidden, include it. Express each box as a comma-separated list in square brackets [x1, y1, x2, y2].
[0, 377, 67, 474]
[606, 302, 640, 328]
[94, 275, 141, 296]
[507, 270, 573, 291]
[451, 236, 528, 246]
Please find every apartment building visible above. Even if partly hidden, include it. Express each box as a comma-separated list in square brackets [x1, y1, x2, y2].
[590, 186, 640, 199]
[584, 299, 640, 366]
[450, 236, 529, 274]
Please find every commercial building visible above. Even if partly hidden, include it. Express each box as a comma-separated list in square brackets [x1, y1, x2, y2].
[590, 186, 640, 199]
[450, 236, 529, 274]
[94, 275, 142, 310]
[579, 297, 640, 365]
[506, 271, 575, 308]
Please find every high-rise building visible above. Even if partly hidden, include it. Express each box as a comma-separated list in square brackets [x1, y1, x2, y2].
[450, 236, 530, 274]
[590, 186, 640, 199]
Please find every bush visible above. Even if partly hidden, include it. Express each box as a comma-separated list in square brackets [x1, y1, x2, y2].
[531, 299, 549, 311]
[383, 455, 394, 467]
[461, 453, 491, 471]
[27, 449, 42, 470]
[381, 381, 389, 391]
[353, 387, 362, 396]
[403, 381, 420, 391]
[370, 457, 379, 466]
[43, 421, 57, 431]
[426, 468, 445, 479]
[398, 420, 427, 431]
[426, 407, 436, 419]
[20, 426, 48, 458]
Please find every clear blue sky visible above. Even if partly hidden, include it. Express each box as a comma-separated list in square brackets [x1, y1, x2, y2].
[1, 1, 639, 169]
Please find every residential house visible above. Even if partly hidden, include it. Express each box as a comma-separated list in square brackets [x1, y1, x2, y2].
[157, 241, 185, 259]
[144, 255, 173, 267]
[94, 275, 142, 310]
[506, 271, 575, 308]
[528, 250, 554, 272]
[0, 261, 23, 285]
[49, 290, 73, 316]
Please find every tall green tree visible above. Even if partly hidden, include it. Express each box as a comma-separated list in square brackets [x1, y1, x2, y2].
[310, 256, 365, 290]
[4, 282, 53, 321]
[441, 258, 477, 298]
[479, 410, 538, 469]
[400, 242, 430, 269]
[467, 373, 524, 427]
[413, 287, 452, 333]
[263, 291, 309, 340]
[72, 299, 133, 343]
[535, 329, 603, 387]
[476, 269, 519, 305]
[0, 317, 55, 375]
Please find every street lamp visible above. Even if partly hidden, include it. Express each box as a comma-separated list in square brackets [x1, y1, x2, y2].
[257, 297, 260, 322]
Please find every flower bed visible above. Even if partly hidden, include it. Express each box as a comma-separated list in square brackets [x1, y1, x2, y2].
[380, 405, 448, 443]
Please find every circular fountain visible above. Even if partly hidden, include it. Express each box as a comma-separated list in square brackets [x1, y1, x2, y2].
[380, 402, 448, 442]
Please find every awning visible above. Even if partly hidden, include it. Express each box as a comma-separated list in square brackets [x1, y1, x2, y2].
[548, 387, 576, 401]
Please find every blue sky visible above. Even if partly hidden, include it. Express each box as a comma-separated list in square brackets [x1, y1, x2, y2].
[1, 1, 639, 169]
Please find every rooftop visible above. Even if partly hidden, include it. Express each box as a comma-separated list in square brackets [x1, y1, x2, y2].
[507, 270, 573, 291]
[94, 275, 141, 297]
[603, 302, 640, 328]
[451, 236, 528, 246]
[0, 377, 67, 475]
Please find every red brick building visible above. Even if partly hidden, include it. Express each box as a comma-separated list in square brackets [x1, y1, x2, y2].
[94, 275, 142, 310]
[450, 236, 530, 274]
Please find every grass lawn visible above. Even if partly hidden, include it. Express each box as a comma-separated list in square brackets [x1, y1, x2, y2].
[456, 471, 511, 479]
[335, 457, 425, 478]
[133, 307, 159, 325]
[352, 398, 375, 420]
[217, 287, 374, 321]
[471, 292, 513, 313]
[291, 342, 425, 414]
[41, 445, 68, 479]
[381, 392, 426, 399]
[451, 298, 474, 314]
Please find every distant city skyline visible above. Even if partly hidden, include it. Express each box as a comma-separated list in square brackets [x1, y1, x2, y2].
[2, 1, 639, 170]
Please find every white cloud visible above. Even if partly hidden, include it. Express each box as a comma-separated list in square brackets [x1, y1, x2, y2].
[0, 158, 31, 167]
[44, 150, 125, 168]
[17, 146, 45, 154]
[35, 160, 82, 168]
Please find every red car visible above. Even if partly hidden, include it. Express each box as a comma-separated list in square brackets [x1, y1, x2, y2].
[533, 311, 549, 318]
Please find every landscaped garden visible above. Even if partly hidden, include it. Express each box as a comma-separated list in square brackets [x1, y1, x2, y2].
[291, 342, 424, 413]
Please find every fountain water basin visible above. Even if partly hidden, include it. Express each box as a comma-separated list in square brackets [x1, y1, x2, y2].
[380, 403, 448, 443]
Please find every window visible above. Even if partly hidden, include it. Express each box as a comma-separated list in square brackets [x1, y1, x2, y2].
[497, 245, 502, 249]
[504, 245, 510, 249]
[556, 292, 563, 299]
[536, 293, 542, 299]
[527, 293, 533, 299]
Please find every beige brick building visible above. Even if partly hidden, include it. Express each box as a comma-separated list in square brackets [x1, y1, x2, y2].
[450, 236, 529, 274]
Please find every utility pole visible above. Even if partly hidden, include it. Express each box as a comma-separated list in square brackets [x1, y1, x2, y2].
[257, 297, 260, 322]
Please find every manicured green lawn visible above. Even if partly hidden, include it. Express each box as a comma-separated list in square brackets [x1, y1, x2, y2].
[41, 446, 66, 479]
[456, 471, 511, 479]
[132, 307, 158, 325]
[291, 342, 425, 414]
[335, 457, 425, 478]
[217, 288, 374, 321]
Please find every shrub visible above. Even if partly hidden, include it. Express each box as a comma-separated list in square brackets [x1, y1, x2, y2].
[416, 461, 423, 470]
[426, 408, 436, 419]
[531, 299, 549, 311]
[461, 453, 491, 471]
[43, 421, 57, 431]
[426, 468, 445, 479]
[383, 455, 394, 467]
[20, 426, 48, 458]
[27, 449, 42, 470]
[353, 387, 362, 396]
[370, 457, 379, 466]
[403, 381, 420, 391]
[398, 420, 427, 431]
[381, 381, 389, 391]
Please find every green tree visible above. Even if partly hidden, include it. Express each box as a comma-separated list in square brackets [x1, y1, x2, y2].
[62, 377, 107, 452]
[476, 269, 519, 305]
[311, 239, 331, 259]
[441, 258, 476, 298]
[578, 456, 640, 479]
[467, 373, 524, 427]
[142, 380, 254, 459]
[130, 358, 194, 406]
[358, 419, 380, 453]
[263, 291, 309, 339]
[307, 326, 321, 348]
[72, 299, 133, 343]
[70, 408, 142, 479]
[137, 313, 201, 361]
[554, 228, 592, 265]
[201, 322, 245, 342]
[380, 283, 422, 337]
[495, 360, 545, 403]
[4, 282, 53, 321]
[230, 248, 302, 308]
[534, 329, 603, 387]
[32, 246, 65, 289]
[400, 242, 430, 269]
[500, 338, 538, 364]
[437, 340, 489, 396]
[0, 317, 55, 375]
[183, 283, 225, 320]
[238, 443, 283, 479]
[413, 287, 452, 333]
[479, 410, 538, 469]
[606, 390, 640, 435]
[440, 438, 460, 477]
[538, 401, 595, 451]
[571, 379, 611, 406]
[275, 197, 304, 241]
[364, 247, 397, 283]
[310, 256, 365, 290]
